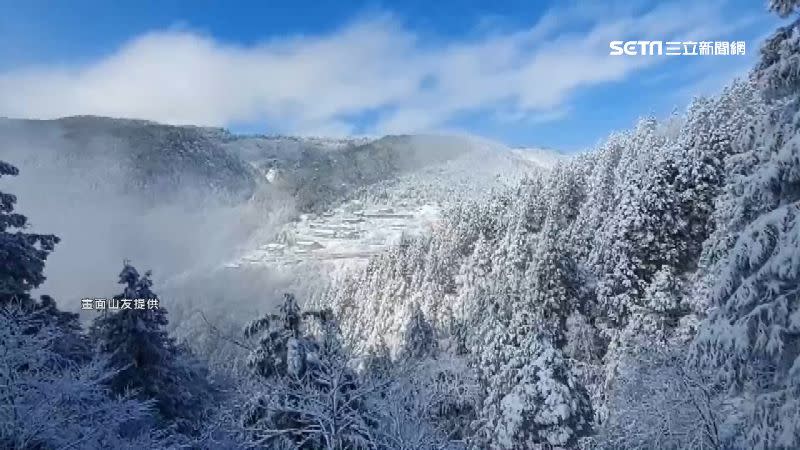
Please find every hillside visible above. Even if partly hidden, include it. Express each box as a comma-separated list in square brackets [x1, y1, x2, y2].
[237, 134, 552, 212]
[225, 142, 555, 269]
[0, 117, 550, 214]
[308, 17, 800, 450]
[0, 118, 558, 306]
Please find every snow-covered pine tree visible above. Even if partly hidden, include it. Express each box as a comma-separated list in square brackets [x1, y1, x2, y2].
[770, 0, 800, 17]
[244, 292, 338, 379]
[589, 118, 675, 328]
[0, 302, 165, 449]
[0, 161, 60, 308]
[631, 267, 687, 344]
[244, 292, 300, 379]
[589, 94, 750, 333]
[542, 162, 587, 231]
[691, 130, 800, 448]
[492, 218, 532, 304]
[756, 11, 800, 101]
[90, 261, 213, 433]
[478, 318, 593, 450]
[0, 160, 89, 360]
[242, 332, 377, 449]
[683, 81, 766, 275]
[572, 134, 627, 262]
[470, 214, 531, 389]
[477, 230, 592, 450]
[399, 302, 438, 360]
[452, 233, 493, 354]
[602, 344, 724, 450]
[689, 11, 800, 448]
[513, 175, 548, 236]
[527, 219, 580, 347]
[241, 293, 378, 449]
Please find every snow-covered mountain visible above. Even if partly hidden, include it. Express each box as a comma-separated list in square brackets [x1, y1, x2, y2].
[0, 117, 562, 295]
[0, 116, 557, 214]
[223, 136, 560, 270]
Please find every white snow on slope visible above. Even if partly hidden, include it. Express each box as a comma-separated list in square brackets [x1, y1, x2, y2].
[224, 136, 565, 271]
[510, 147, 567, 169]
[226, 201, 440, 269]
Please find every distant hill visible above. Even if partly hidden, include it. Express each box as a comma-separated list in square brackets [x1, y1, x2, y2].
[0, 116, 259, 204]
[0, 116, 563, 213]
[227, 133, 560, 212]
[0, 114, 563, 313]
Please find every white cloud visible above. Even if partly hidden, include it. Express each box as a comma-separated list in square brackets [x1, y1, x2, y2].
[0, 1, 758, 136]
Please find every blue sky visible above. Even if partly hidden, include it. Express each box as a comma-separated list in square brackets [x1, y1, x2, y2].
[0, 0, 785, 151]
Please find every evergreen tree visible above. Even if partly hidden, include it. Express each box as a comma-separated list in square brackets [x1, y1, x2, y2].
[0, 160, 60, 307]
[399, 302, 438, 360]
[689, 13, 800, 447]
[770, 0, 800, 17]
[691, 136, 800, 448]
[242, 293, 376, 449]
[0, 303, 164, 449]
[594, 144, 689, 327]
[685, 82, 766, 274]
[755, 13, 800, 100]
[572, 135, 626, 261]
[453, 233, 493, 354]
[91, 261, 213, 432]
[632, 267, 688, 343]
[244, 292, 333, 379]
[476, 234, 592, 450]
[0, 160, 88, 360]
[479, 323, 593, 449]
[527, 219, 580, 347]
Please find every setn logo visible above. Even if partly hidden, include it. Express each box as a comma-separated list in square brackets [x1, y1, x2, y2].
[609, 40, 746, 56]
[609, 41, 663, 56]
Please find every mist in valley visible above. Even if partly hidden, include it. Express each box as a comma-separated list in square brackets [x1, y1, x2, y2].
[0, 119, 519, 335]
[0, 119, 305, 330]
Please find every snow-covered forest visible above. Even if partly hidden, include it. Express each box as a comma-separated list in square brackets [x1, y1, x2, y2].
[2, 2, 800, 449]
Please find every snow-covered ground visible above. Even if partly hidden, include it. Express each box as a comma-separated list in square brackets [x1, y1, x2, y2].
[226, 201, 440, 268]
